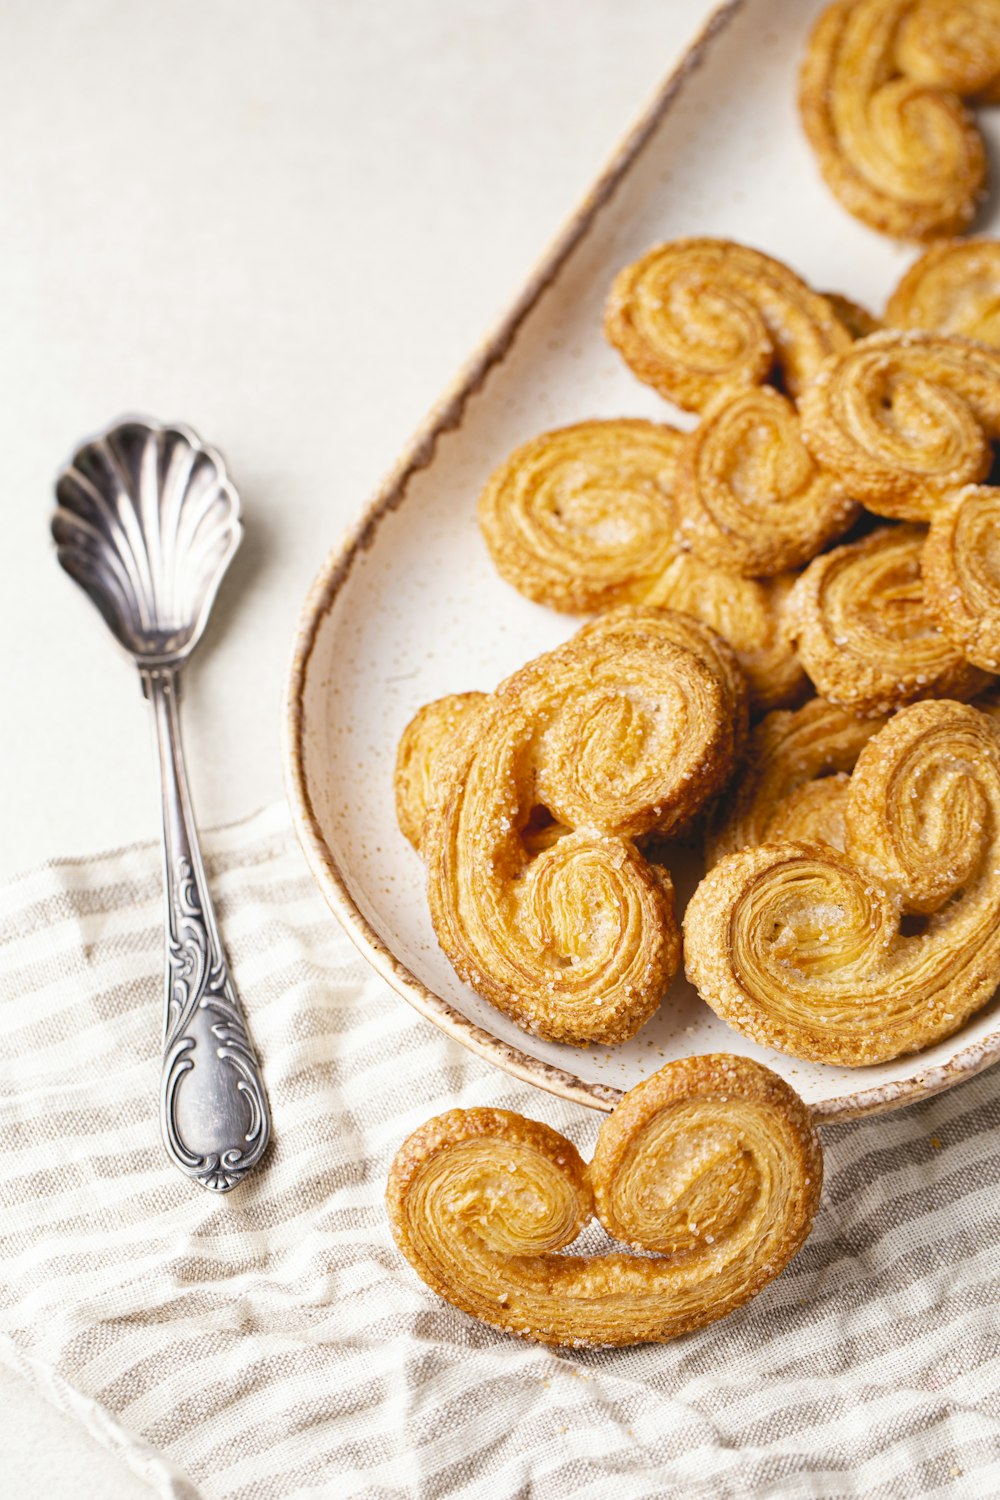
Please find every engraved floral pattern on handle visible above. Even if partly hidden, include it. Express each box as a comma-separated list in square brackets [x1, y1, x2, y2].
[162, 851, 269, 1192]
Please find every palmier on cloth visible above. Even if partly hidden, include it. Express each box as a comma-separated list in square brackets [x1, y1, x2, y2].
[403, 608, 746, 1045]
[674, 387, 859, 576]
[799, 0, 994, 241]
[476, 417, 807, 710]
[886, 239, 1000, 347]
[685, 698, 1000, 1067]
[706, 697, 888, 868]
[787, 524, 990, 716]
[604, 238, 853, 412]
[799, 330, 1000, 521]
[387, 1055, 823, 1348]
[923, 484, 1000, 673]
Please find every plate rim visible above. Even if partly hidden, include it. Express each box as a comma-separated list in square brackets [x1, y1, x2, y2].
[283, 0, 1000, 1123]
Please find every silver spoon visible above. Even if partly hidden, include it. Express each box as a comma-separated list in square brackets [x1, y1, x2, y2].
[52, 416, 271, 1193]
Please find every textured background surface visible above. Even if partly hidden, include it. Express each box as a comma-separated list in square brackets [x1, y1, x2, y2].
[0, 0, 716, 1491]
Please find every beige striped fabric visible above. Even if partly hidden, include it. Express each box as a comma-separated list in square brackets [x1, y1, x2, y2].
[0, 804, 998, 1500]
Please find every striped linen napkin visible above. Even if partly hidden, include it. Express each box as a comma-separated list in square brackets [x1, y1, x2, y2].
[0, 803, 998, 1500]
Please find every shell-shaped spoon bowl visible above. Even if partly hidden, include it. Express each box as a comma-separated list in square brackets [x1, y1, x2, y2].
[52, 417, 242, 667]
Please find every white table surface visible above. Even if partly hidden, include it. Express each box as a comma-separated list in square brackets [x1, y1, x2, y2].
[0, 0, 718, 1493]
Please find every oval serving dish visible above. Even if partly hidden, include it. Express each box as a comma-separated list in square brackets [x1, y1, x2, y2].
[286, 0, 1000, 1120]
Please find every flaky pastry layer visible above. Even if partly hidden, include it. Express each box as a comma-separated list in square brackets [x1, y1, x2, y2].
[604, 238, 853, 412]
[799, 330, 1000, 521]
[387, 1054, 823, 1347]
[685, 698, 1000, 1066]
[402, 608, 747, 1046]
[476, 417, 807, 711]
[886, 239, 1000, 347]
[786, 524, 990, 716]
[799, 0, 993, 241]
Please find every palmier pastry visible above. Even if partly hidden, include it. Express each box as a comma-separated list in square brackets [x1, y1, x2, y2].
[799, 0, 992, 241]
[685, 699, 1000, 1066]
[674, 387, 860, 576]
[477, 418, 807, 710]
[394, 692, 488, 851]
[923, 485, 1000, 673]
[387, 1054, 823, 1347]
[895, 0, 1000, 99]
[886, 239, 1000, 347]
[643, 563, 807, 713]
[799, 330, 1000, 521]
[787, 524, 989, 716]
[706, 697, 887, 868]
[573, 604, 750, 759]
[407, 608, 745, 1045]
[477, 419, 682, 614]
[604, 238, 853, 412]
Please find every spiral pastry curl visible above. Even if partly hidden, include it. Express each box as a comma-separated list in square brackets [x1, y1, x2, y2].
[476, 419, 807, 712]
[799, 0, 990, 241]
[799, 330, 1000, 521]
[387, 1054, 822, 1347]
[674, 387, 860, 577]
[604, 238, 853, 412]
[886, 239, 1000, 348]
[706, 697, 888, 868]
[923, 485, 1000, 673]
[895, 0, 1000, 100]
[685, 698, 1000, 1066]
[395, 692, 488, 851]
[477, 419, 683, 614]
[407, 608, 745, 1045]
[787, 525, 990, 716]
[644, 564, 807, 714]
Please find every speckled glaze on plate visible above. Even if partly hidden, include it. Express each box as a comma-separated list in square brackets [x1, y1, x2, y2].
[285, 0, 1000, 1121]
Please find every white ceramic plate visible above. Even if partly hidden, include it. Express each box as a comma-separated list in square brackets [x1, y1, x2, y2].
[286, 0, 1000, 1120]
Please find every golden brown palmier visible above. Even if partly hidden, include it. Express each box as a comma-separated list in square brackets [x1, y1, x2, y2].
[705, 696, 887, 868]
[886, 239, 1000, 347]
[387, 1055, 823, 1348]
[798, 330, 1000, 521]
[923, 485, 1000, 673]
[476, 419, 807, 712]
[685, 699, 1000, 1066]
[477, 419, 682, 614]
[674, 387, 860, 576]
[799, 0, 991, 241]
[787, 524, 989, 716]
[895, 0, 1000, 99]
[644, 564, 808, 714]
[394, 692, 488, 851]
[408, 609, 745, 1045]
[574, 605, 750, 761]
[604, 238, 853, 412]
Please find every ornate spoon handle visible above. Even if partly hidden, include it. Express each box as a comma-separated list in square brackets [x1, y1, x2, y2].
[146, 669, 270, 1192]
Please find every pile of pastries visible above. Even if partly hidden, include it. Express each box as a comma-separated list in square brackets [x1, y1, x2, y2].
[388, 3, 1000, 1349]
[397, 232, 1000, 1074]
